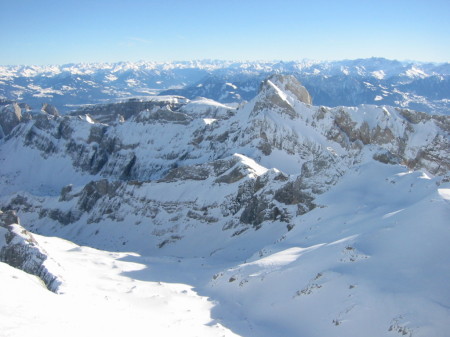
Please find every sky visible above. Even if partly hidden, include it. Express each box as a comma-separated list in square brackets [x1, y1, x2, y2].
[1, 0, 449, 65]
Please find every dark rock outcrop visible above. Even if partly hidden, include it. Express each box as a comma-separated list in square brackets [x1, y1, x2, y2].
[0, 210, 62, 292]
[73, 98, 187, 124]
[0, 103, 22, 138]
[41, 103, 60, 117]
[77, 179, 122, 213]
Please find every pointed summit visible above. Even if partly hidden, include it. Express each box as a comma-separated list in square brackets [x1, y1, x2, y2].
[251, 74, 312, 119]
[0, 103, 22, 138]
[258, 74, 312, 105]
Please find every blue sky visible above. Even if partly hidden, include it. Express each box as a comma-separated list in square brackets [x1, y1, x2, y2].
[1, 0, 449, 65]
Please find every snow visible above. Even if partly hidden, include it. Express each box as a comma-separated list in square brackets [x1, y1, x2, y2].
[404, 66, 428, 78]
[234, 153, 268, 176]
[243, 245, 323, 268]
[259, 149, 302, 174]
[0, 139, 92, 196]
[84, 114, 95, 124]
[126, 79, 139, 87]
[407, 120, 438, 149]
[0, 236, 239, 337]
[1, 69, 449, 337]
[206, 162, 450, 337]
[265, 80, 291, 107]
[182, 97, 235, 116]
[203, 118, 217, 125]
[2, 59, 449, 115]
[438, 188, 450, 200]
[2, 150, 448, 337]
[372, 70, 385, 79]
[105, 74, 118, 82]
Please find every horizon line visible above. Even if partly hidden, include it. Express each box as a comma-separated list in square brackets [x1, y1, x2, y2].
[1, 57, 449, 68]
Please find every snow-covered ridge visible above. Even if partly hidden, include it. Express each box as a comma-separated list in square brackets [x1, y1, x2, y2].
[1, 74, 448, 243]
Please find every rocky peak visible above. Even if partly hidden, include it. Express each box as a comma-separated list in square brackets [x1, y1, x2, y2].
[41, 103, 60, 117]
[259, 74, 312, 105]
[251, 75, 312, 119]
[0, 103, 22, 138]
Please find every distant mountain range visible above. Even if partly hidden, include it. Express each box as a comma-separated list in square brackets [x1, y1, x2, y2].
[1, 58, 449, 114]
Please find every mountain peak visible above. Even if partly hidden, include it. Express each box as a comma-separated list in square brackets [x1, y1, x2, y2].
[250, 74, 312, 119]
[258, 74, 312, 105]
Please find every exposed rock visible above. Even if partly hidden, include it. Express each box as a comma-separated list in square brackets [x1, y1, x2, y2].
[0, 210, 62, 292]
[46, 208, 80, 226]
[404, 135, 450, 175]
[239, 196, 288, 228]
[87, 124, 108, 144]
[187, 210, 218, 223]
[373, 150, 402, 165]
[57, 117, 75, 139]
[0, 73, 449, 254]
[77, 179, 122, 213]
[252, 76, 299, 119]
[73, 98, 187, 124]
[274, 181, 315, 207]
[41, 103, 60, 117]
[265, 74, 312, 105]
[239, 196, 270, 227]
[131, 106, 192, 125]
[162, 156, 242, 183]
[0, 209, 20, 226]
[0, 103, 22, 138]
[162, 165, 211, 182]
[215, 166, 246, 184]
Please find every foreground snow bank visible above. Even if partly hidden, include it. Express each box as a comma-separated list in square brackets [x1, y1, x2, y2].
[0, 233, 239, 337]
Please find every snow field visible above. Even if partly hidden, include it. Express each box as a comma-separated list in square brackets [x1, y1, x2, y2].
[0, 234, 239, 337]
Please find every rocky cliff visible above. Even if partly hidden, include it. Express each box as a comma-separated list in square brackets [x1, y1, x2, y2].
[0, 75, 448, 256]
[0, 210, 62, 292]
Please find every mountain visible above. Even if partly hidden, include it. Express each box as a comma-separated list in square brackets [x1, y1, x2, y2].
[1, 58, 450, 115]
[1, 74, 449, 337]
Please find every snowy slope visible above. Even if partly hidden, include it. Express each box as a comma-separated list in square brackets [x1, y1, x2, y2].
[207, 162, 450, 337]
[0, 237, 238, 337]
[1, 163, 449, 337]
[1, 74, 449, 337]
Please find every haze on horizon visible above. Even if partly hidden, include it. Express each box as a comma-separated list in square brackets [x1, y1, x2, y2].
[1, 0, 449, 66]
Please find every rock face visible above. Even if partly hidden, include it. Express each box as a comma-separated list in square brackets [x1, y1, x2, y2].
[72, 97, 188, 124]
[41, 103, 59, 116]
[0, 103, 22, 138]
[0, 210, 62, 292]
[263, 74, 313, 105]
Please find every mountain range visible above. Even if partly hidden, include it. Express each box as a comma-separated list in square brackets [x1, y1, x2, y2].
[1, 58, 450, 115]
[0, 72, 449, 337]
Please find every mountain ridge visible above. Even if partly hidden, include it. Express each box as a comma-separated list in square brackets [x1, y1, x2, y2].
[1, 75, 448, 248]
[1, 74, 449, 337]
